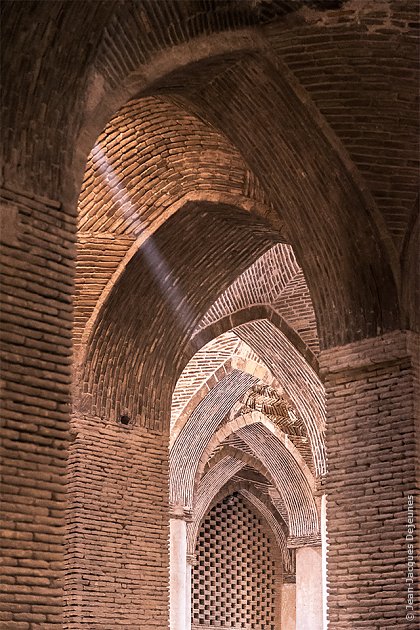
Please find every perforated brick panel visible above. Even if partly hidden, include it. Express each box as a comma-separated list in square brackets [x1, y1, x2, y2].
[192, 493, 277, 630]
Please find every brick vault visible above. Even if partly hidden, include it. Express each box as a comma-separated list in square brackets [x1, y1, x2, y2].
[0, 1, 418, 630]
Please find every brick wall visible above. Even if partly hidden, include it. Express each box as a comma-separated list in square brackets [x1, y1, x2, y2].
[66, 416, 169, 629]
[1, 186, 75, 629]
[320, 331, 419, 629]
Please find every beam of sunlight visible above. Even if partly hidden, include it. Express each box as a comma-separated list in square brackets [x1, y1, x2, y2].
[90, 142, 194, 331]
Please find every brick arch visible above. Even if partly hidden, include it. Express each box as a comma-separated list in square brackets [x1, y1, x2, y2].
[188, 310, 325, 476]
[77, 96, 275, 237]
[79, 201, 279, 429]
[75, 21, 401, 354]
[75, 192, 278, 367]
[170, 354, 280, 447]
[203, 446, 279, 500]
[170, 369, 260, 509]
[149, 52, 399, 347]
[2, 2, 403, 347]
[192, 304, 318, 373]
[202, 444, 291, 537]
[194, 241, 321, 356]
[195, 412, 318, 539]
[74, 34, 267, 200]
[234, 318, 326, 475]
[196, 411, 315, 496]
[188, 463, 291, 572]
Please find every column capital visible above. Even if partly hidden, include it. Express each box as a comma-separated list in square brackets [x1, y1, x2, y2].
[186, 553, 197, 566]
[287, 534, 321, 549]
[169, 503, 193, 521]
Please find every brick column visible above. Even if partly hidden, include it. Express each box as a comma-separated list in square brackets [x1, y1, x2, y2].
[66, 418, 169, 629]
[320, 331, 419, 629]
[1, 188, 75, 627]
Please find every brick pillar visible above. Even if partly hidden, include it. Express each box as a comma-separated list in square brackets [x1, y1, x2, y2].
[66, 418, 169, 629]
[320, 331, 419, 629]
[1, 188, 75, 627]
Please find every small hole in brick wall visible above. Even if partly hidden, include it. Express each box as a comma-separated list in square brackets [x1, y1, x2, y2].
[119, 415, 131, 427]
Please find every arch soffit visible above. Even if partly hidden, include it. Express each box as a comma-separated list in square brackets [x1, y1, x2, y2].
[195, 411, 315, 496]
[191, 305, 319, 373]
[190, 477, 291, 572]
[73, 29, 266, 201]
[73, 25, 400, 351]
[75, 192, 281, 373]
[170, 354, 281, 448]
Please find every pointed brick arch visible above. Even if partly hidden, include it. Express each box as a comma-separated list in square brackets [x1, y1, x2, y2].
[79, 202, 279, 430]
[194, 411, 318, 539]
[188, 467, 292, 572]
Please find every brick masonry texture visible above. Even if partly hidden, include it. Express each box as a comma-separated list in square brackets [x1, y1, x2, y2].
[80, 203, 279, 431]
[320, 331, 419, 629]
[66, 418, 169, 629]
[1, 186, 75, 629]
[1, 1, 418, 628]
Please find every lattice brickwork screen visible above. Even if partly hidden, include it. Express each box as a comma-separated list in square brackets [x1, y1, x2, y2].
[192, 493, 277, 629]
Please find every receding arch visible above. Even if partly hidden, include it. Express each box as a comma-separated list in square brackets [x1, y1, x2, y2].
[188, 468, 292, 572]
[74, 191, 280, 370]
[187, 313, 326, 476]
[170, 354, 281, 447]
[195, 412, 318, 539]
[150, 51, 399, 347]
[79, 202, 280, 430]
[170, 369, 259, 508]
[192, 304, 318, 373]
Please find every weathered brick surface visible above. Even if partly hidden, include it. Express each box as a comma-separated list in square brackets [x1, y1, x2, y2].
[265, 0, 419, 249]
[320, 331, 419, 629]
[1, 186, 75, 627]
[80, 203, 278, 431]
[66, 417, 169, 629]
[73, 96, 277, 352]
[1, 2, 418, 628]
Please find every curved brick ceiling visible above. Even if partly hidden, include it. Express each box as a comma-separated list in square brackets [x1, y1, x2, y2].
[195, 244, 300, 328]
[80, 203, 279, 429]
[170, 355, 280, 449]
[171, 315, 324, 475]
[170, 370, 259, 508]
[3, 0, 415, 345]
[190, 413, 319, 540]
[235, 422, 319, 539]
[74, 96, 277, 351]
[195, 242, 319, 354]
[153, 52, 400, 346]
[264, 0, 419, 251]
[78, 97, 272, 235]
[234, 319, 326, 475]
[171, 332, 260, 428]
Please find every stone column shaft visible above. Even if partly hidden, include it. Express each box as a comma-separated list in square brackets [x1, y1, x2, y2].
[170, 517, 187, 630]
